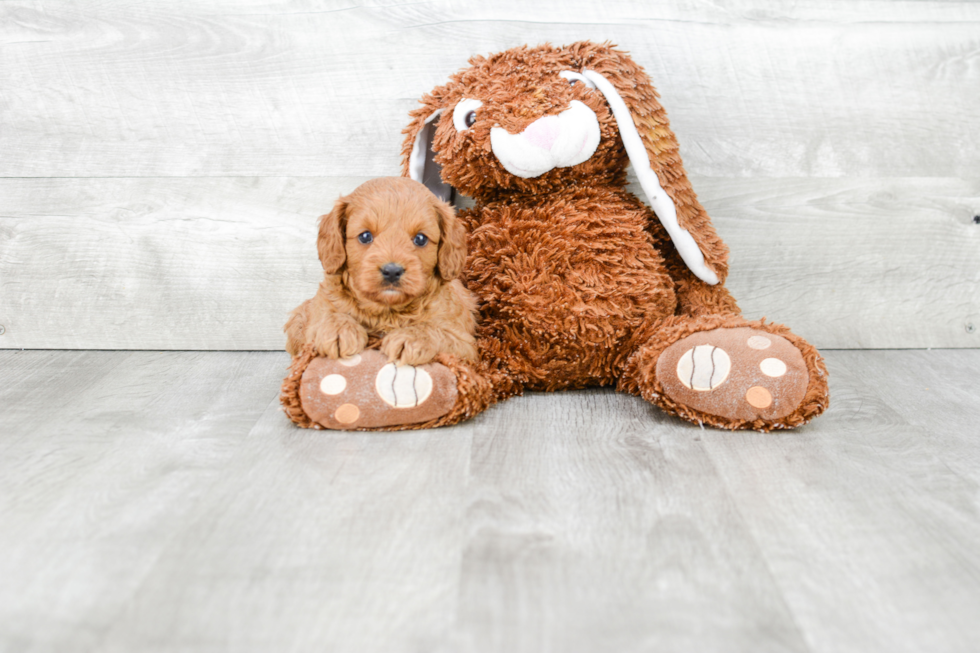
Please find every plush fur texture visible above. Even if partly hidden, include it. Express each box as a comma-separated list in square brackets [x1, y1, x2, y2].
[618, 315, 829, 430]
[280, 344, 501, 431]
[282, 41, 829, 431]
[284, 177, 479, 366]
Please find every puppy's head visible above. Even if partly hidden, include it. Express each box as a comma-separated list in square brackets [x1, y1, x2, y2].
[317, 177, 465, 309]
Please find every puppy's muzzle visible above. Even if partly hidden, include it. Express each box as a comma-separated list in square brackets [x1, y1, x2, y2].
[380, 263, 405, 286]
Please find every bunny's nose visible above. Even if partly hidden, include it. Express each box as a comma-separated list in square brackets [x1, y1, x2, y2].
[522, 115, 560, 150]
[381, 263, 405, 284]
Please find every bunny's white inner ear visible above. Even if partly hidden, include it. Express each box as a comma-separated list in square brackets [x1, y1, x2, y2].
[409, 109, 455, 205]
[582, 70, 719, 285]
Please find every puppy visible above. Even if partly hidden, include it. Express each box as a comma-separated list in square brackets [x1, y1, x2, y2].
[284, 177, 479, 366]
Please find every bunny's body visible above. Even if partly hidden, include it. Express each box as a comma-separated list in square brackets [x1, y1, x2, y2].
[462, 186, 678, 390]
[282, 41, 830, 431]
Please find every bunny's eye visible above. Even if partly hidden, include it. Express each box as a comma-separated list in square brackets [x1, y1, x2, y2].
[453, 98, 484, 132]
[559, 70, 597, 90]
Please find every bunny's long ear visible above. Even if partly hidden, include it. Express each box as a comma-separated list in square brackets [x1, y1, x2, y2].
[402, 107, 455, 205]
[581, 67, 727, 286]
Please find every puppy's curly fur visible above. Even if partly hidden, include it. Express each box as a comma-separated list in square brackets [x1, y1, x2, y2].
[284, 177, 478, 366]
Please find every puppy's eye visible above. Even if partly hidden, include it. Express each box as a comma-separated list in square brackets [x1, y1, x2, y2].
[357, 231, 373, 244]
[413, 233, 429, 247]
[453, 98, 483, 132]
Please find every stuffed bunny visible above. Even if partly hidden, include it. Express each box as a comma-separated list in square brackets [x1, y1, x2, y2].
[282, 41, 828, 431]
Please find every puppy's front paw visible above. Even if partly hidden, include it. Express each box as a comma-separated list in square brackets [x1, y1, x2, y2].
[310, 317, 368, 359]
[381, 327, 440, 366]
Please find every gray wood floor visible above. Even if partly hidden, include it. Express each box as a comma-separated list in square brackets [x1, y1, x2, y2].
[1, 349, 978, 653]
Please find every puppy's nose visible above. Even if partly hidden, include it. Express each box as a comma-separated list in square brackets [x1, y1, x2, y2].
[380, 263, 405, 284]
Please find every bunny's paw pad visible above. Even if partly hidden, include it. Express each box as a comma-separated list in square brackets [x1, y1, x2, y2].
[299, 350, 457, 430]
[655, 327, 809, 422]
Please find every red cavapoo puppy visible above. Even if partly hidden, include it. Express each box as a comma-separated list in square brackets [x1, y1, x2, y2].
[284, 177, 478, 365]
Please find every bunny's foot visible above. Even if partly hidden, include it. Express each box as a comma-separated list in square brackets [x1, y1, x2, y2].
[621, 316, 829, 431]
[281, 347, 497, 431]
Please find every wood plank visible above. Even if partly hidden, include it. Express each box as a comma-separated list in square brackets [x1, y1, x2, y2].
[702, 423, 980, 652]
[0, 349, 133, 432]
[0, 351, 288, 652]
[95, 382, 474, 653]
[694, 177, 980, 349]
[450, 389, 809, 653]
[823, 349, 980, 484]
[700, 349, 980, 653]
[2, 176, 977, 350]
[1, 1, 978, 178]
[0, 177, 346, 350]
[1, 350, 979, 650]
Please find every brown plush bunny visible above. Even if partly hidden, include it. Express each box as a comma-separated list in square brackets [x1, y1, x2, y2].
[282, 41, 829, 431]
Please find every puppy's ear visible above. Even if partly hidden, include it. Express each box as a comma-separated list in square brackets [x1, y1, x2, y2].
[317, 196, 348, 274]
[434, 199, 466, 281]
[572, 43, 729, 286]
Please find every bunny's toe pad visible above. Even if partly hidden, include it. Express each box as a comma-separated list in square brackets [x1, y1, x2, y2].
[655, 327, 809, 422]
[299, 350, 457, 430]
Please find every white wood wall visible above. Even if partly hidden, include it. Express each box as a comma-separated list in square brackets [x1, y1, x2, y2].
[1, 0, 978, 350]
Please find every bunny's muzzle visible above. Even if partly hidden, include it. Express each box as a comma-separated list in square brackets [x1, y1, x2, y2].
[489, 100, 601, 178]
